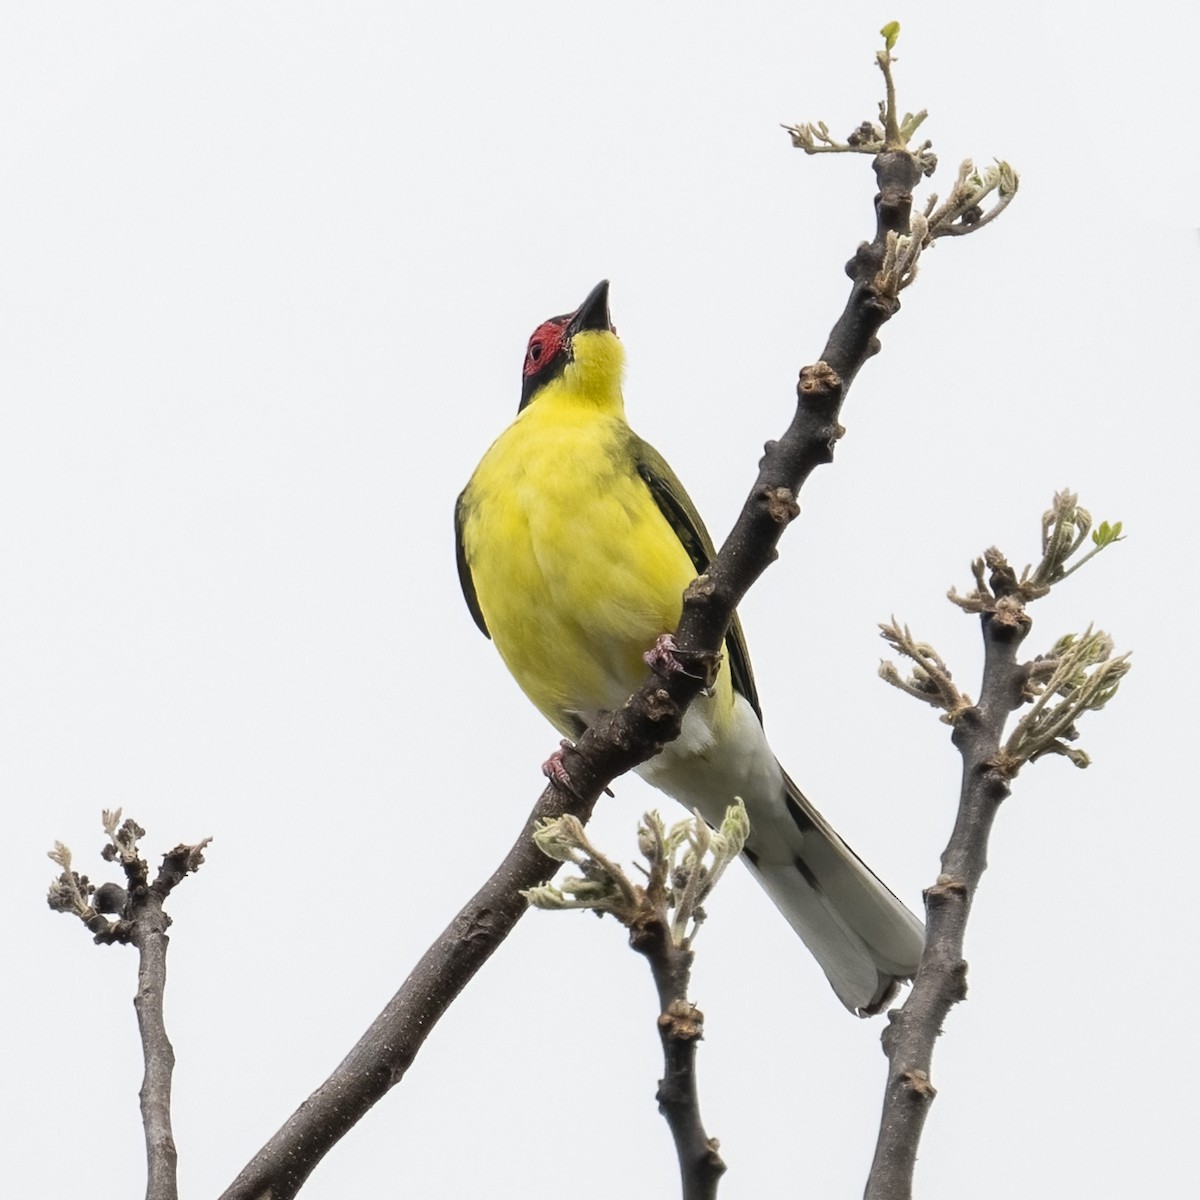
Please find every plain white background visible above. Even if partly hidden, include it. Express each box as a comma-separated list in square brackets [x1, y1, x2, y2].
[4, 3, 1195, 1197]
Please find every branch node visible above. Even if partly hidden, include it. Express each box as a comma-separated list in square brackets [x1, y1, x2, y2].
[984, 749, 1023, 779]
[644, 686, 680, 724]
[796, 360, 843, 411]
[658, 998, 705, 1041]
[684, 572, 717, 602]
[763, 485, 800, 526]
[900, 1069, 937, 1101]
[924, 875, 968, 907]
[948, 960, 969, 1003]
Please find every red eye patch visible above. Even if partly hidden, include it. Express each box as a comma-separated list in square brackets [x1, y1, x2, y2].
[522, 319, 567, 377]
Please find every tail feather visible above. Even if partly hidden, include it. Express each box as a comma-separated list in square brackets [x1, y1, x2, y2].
[743, 771, 925, 1016]
[637, 693, 924, 1015]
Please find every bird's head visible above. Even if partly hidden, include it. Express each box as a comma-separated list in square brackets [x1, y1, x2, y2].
[518, 279, 624, 412]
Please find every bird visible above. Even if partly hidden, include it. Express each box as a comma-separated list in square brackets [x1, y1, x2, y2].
[454, 279, 924, 1015]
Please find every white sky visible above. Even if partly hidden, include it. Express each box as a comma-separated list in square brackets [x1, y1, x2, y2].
[4, 4, 1196, 1198]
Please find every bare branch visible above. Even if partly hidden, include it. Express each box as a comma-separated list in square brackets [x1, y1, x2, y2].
[47, 815, 209, 1200]
[866, 607, 1027, 1200]
[219, 788, 602, 1200]
[528, 805, 747, 1200]
[866, 496, 1128, 1199]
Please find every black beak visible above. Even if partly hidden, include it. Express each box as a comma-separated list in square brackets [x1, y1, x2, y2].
[565, 280, 611, 337]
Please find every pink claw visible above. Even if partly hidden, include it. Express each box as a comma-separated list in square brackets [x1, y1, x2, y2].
[542, 739, 576, 790]
[644, 633, 697, 680]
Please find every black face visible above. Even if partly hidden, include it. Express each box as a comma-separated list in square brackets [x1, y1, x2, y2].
[517, 281, 613, 412]
[518, 316, 570, 411]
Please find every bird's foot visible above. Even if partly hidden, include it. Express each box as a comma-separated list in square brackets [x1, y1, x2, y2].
[542, 740, 583, 798]
[643, 633, 717, 694]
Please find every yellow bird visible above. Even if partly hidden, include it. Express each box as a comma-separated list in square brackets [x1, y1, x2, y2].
[455, 280, 923, 1014]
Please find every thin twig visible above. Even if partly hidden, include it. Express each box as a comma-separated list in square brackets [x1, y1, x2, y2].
[865, 507, 1126, 1198]
[47, 816, 209, 1200]
[865, 606, 1029, 1200]
[633, 914, 724, 1200]
[635, 822, 721, 1200]
[528, 807, 743, 1199]
[130, 866, 179, 1200]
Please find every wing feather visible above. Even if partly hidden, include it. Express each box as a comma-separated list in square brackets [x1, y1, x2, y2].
[454, 491, 490, 639]
[633, 437, 762, 721]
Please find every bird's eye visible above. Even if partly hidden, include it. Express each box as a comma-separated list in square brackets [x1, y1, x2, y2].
[522, 320, 565, 378]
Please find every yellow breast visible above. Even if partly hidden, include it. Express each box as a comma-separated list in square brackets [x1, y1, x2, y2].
[460, 391, 700, 733]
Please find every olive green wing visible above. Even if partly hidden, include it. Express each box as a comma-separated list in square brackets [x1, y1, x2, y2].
[454, 490, 490, 639]
[632, 437, 763, 722]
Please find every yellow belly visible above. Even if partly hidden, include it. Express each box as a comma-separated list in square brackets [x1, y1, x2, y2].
[461, 403, 705, 732]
